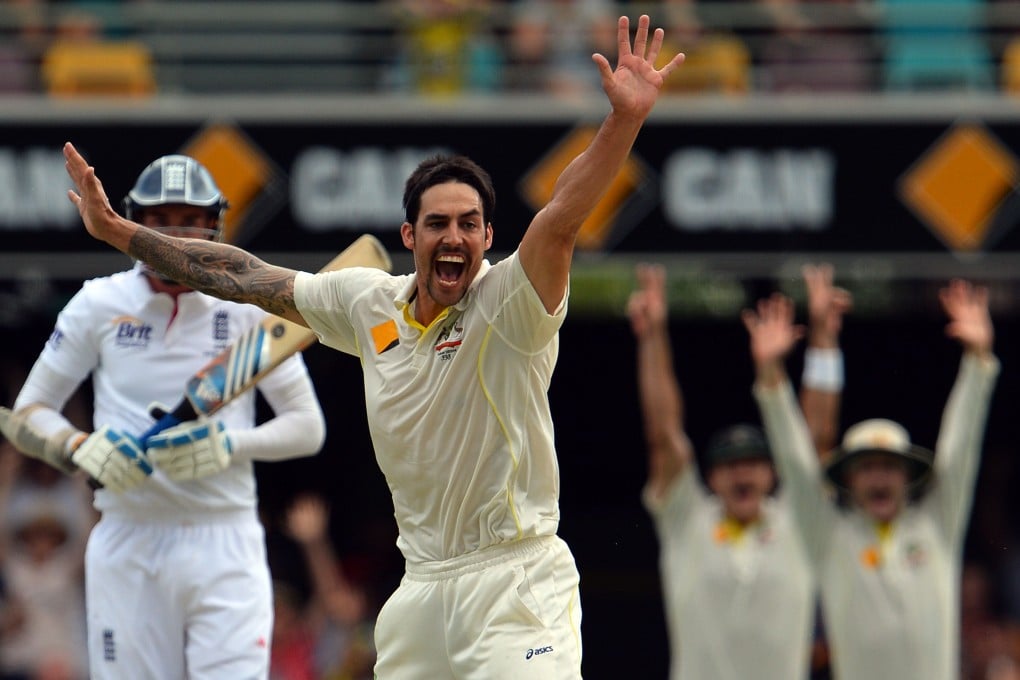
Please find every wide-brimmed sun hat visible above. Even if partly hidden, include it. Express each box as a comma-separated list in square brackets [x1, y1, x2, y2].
[825, 418, 934, 490]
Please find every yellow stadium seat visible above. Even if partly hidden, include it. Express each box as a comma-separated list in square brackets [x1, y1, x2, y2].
[1002, 39, 1020, 94]
[42, 40, 155, 97]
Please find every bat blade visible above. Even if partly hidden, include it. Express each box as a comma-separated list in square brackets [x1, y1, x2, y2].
[140, 234, 391, 441]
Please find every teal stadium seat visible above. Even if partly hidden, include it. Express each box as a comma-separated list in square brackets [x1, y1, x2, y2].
[881, 0, 994, 90]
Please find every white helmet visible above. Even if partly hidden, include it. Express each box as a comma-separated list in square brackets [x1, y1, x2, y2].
[122, 154, 229, 240]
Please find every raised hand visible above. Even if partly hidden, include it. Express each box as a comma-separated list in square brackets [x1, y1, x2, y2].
[939, 279, 994, 358]
[592, 15, 685, 121]
[803, 263, 852, 348]
[742, 293, 805, 386]
[627, 263, 668, 339]
[63, 142, 130, 252]
[285, 493, 330, 545]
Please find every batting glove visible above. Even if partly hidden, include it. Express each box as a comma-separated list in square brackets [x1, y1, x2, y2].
[71, 426, 153, 493]
[146, 419, 233, 481]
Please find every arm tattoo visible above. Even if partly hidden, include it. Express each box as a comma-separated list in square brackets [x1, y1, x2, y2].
[128, 228, 297, 317]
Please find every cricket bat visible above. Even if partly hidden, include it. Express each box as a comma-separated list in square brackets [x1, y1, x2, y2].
[138, 233, 391, 442]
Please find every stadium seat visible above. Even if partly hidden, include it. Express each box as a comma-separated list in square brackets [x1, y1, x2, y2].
[880, 0, 993, 91]
[1001, 38, 1020, 93]
[41, 40, 156, 97]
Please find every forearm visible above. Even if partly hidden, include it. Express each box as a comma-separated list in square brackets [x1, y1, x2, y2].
[229, 408, 324, 462]
[544, 111, 643, 234]
[800, 347, 844, 457]
[300, 536, 345, 599]
[934, 351, 1000, 475]
[636, 327, 683, 449]
[127, 229, 301, 320]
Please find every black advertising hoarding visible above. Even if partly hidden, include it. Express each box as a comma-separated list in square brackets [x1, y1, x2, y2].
[3, 103, 1020, 259]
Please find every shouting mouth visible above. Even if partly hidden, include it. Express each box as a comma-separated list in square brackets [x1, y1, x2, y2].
[436, 253, 466, 288]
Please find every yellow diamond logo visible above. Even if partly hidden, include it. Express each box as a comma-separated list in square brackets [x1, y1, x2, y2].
[519, 126, 651, 251]
[899, 124, 1019, 252]
[182, 123, 283, 245]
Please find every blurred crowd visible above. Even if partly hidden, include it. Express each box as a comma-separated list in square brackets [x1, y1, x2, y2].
[0, 0, 1018, 97]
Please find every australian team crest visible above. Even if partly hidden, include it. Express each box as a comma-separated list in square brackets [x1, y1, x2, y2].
[434, 319, 465, 362]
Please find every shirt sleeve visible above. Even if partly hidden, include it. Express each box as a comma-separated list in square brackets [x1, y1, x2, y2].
[643, 462, 705, 530]
[923, 351, 1000, 545]
[473, 251, 567, 354]
[228, 352, 326, 462]
[295, 267, 391, 357]
[754, 379, 836, 564]
[31, 286, 100, 387]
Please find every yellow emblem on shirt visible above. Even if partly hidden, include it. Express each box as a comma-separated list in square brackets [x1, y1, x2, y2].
[371, 319, 399, 354]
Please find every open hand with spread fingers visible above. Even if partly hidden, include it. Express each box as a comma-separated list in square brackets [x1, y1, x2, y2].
[63, 141, 134, 253]
[939, 279, 994, 358]
[592, 15, 685, 122]
[743, 293, 805, 387]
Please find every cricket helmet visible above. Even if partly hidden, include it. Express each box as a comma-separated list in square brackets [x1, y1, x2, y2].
[122, 154, 228, 240]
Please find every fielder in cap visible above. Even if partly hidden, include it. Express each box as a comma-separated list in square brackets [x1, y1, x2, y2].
[0, 154, 326, 679]
[628, 263, 850, 680]
[748, 280, 999, 680]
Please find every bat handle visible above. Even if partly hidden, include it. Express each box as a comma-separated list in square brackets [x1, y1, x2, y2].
[138, 412, 183, 447]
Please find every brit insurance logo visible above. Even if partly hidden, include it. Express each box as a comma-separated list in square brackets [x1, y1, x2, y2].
[899, 122, 1020, 254]
[519, 126, 657, 252]
[112, 315, 153, 348]
[181, 123, 287, 247]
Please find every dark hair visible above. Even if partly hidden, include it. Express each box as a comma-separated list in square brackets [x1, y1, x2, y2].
[402, 155, 496, 226]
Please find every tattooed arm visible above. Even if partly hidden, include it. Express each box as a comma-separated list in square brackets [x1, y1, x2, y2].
[64, 142, 305, 325]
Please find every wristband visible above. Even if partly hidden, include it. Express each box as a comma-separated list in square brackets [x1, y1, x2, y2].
[802, 347, 844, 391]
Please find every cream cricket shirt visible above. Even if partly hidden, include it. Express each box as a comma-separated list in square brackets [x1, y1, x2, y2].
[644, 472, 814, 680]
[295, 251, 565, 564]
[755, 353, 999, 680]
[35, 264, 313, 517]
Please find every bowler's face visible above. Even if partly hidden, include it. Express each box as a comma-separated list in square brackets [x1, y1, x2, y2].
[846, 453, 909, 523]
[401, 181, 492, 325]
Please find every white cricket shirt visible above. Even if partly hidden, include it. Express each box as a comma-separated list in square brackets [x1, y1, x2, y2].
[295, 251, 565, 564]
[644, 471, 814, 680]
[33, 264, 316, 518]
[755, 353, 999, 680]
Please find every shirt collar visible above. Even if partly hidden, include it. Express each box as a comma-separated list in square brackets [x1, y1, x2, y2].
[392, 258, 493, 313]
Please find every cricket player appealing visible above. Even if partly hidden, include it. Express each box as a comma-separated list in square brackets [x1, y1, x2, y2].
[629, 263, 849, 679]
[747, 281, 999, 680]
[62, 15, 685, 679]
[1, 155, 326, 679]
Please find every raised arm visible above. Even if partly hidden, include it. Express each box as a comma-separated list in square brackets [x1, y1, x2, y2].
[518, 15, 684, 312]
[627, 264, 694, 500]
[745, 293, 835, 555]
[799, 264, 852, 459]
[928, 279, 1000, 541]
[63, 143, 306, 326]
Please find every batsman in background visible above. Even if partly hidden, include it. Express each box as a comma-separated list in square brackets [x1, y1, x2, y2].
[63, 14, 684, 678]
[749, 280, 999, 680]
[628, 263, 849, 680]
[1, 155, 326, 679]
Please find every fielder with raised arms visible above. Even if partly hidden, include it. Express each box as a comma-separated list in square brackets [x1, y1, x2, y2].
[1, 155, 326, 679]
[748, 280, 999, 680]
[628, 263, 850, 679]
[62, 14, 684, 678]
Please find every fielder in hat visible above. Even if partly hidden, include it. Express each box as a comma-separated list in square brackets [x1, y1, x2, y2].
[748, 279, 999, 680]
[628, 263, 850, 680]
